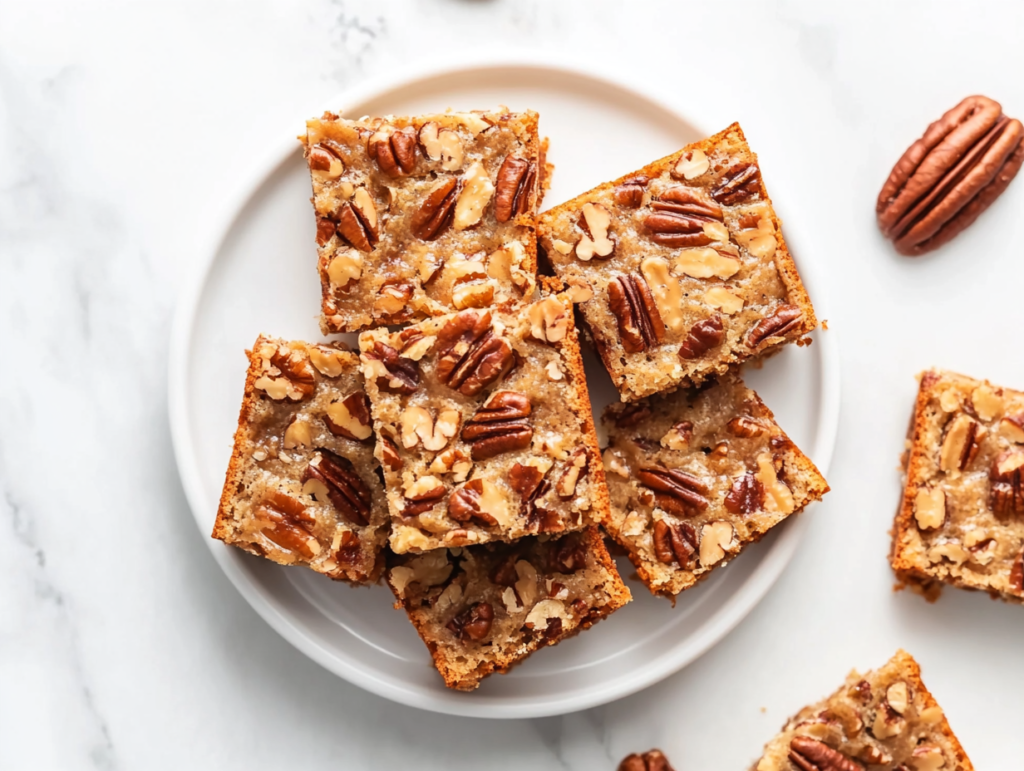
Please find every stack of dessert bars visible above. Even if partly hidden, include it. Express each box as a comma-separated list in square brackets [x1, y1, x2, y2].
[213, 107, 828, 690]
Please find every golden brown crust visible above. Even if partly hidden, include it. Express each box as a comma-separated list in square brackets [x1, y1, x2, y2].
[538, 122, 817, 402]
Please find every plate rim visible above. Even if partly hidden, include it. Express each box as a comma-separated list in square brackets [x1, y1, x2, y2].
[167, 49, 841, 718]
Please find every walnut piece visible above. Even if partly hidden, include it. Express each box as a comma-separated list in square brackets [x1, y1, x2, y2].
[913, 487, 946, 530]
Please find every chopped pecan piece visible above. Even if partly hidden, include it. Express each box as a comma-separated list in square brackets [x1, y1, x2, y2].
[256, 491, 318, 558]
[368, 126, 417, 176]
[555, 448, 589, 499]
[576, 203, 615, 260]
[724, 472, 765, 514]
[435, 310, 515, 396]
[746, 304, 803, 348]
[710, 163, 761, 205]
[940, 414, 983, 473]
[494, 154, 536, 222]
[462, 391, 534, 460]
[446, 601, 494, 642]
[1011, 547, 1024, 594]
[678, 314, 724, 359]
[614, 403, 652, 428]
[315, 216, 336, 246]
[637, 465, 710, 514]
[307, 142, 345, 178]
[380, 435, 403, 471]
[613, 176, 649, 208]
[652, 519, 697, 566]
[447, 479, 499, 526]
[367, 341, 420, 394]
[727, 415, 769, 438]
[255, 347, 317, 401]
[324, 391, 373, 441]
[609, 275, 665, 353]
[509, 462, 547, 501]
[551, 532, 587, 573]
[402, 478, 446, 516]
[788, 736, 863, 771]
[990, 449, 1024, 516]
[411, 177, 462, 240]
[302, 449, 372, 527]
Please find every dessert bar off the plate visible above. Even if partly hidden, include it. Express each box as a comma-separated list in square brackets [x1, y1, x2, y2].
[538, 122, 817, 402]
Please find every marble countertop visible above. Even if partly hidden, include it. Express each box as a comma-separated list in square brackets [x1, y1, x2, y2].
[3, 1, 1024, 768]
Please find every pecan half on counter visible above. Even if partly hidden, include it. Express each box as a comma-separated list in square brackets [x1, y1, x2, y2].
[754, 650, 975, 771]
[212, 336, 389, 584]
[601, 375, 828, 599]
[538, 122, 817, 402]
[890, 368, 1024, 604]
[385, 527, 630, 690]
[303, 108, 544, 333]
[359, 289, 610, 554]
[877, 95, 1024, 255]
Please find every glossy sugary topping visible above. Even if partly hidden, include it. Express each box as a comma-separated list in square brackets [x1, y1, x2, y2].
[538, 122, 815, 401]
[213, 336, 389, 583]
[387, 526, 630, 691]
[892, 369, 1024, 602]
[304, 108, 541, 333]
[358, 294, 607, 554]
[602, 376, 828, 597]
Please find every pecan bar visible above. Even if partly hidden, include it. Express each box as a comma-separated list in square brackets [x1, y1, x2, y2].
[891, 369, 1024, 604]
[602, 376, 828, 598]
[538, 123, 817, 402]
[754, 650, 974, 771]
[213, 336, 388, 583]
[303, 108, 542, 333]
[359, 289, 609, 553]
[386, 526, 630, 691]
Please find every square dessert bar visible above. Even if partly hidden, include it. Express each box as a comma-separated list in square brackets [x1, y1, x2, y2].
[359, 289, 609, 554]
[538, 122, 817, 402]
[602, 376, 828, 598]
[303, 108, 543, 333]
[891, 369, 1024, 604]
[754, 650, 974, 771]
[386, 526, 630, 691]
[213, 336, 389, 583]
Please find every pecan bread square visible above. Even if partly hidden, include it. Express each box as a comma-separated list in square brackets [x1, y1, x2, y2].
[213, 336, 389, 583]
[359, 291, 609, 554]
[303, 108, 543, 333]
[602, 376, 828, 598]
[891, 369, 1024, 604]
[754, 650, 974, 771]
[537, 122, 817, 402]
[386, 526, 630, 691]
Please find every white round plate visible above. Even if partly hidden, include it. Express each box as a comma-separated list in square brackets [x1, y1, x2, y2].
[169, 54, 840, 718]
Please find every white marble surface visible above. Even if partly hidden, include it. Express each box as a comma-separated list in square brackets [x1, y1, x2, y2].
[3, 1, 1024, 768]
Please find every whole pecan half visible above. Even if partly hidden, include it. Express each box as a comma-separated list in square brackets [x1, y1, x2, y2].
[788, 736, 863, 771]
[724, 471, 765, 514]
[637, 464, 710, 514]
[877, 95, 1024, 255]
[746, 304, 803, 348]
[462, 391, 533, 460]
[435, 310, 516, 396]
[302, 449, 372, 527]
[990, 449, 1024, 516]
[256, 491, 318, 558]
[446, 601, 494, 642]
[324, 391, 373, 442]
[494, 154, 536, 222]
[609, 275, 665, 353]
[411, 177, 463, 240]
[448, 479, 499, 526]
[652, 519, 697, 567]
[642, 186, 724, 247]
[678, 314, 724, 359]
[366, 341, 420, 394]
[710, 163, 761, 205]
[618, 749, 675, 771]
[369, 126, 417, 177]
